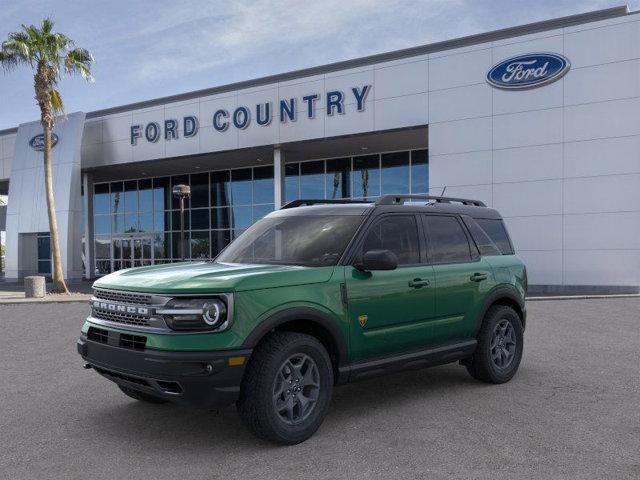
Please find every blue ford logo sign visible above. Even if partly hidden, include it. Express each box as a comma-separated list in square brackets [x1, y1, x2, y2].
[487, 53, 570, 90]
[29, 133, 59, 151]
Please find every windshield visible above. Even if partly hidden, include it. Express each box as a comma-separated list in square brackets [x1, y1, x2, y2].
[216, 215, 363, 267]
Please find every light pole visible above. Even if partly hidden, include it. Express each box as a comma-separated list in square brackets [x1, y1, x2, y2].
[172, 184, 191, 261]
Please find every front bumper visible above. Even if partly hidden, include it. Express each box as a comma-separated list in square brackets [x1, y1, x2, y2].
[77, 335, 251, 409]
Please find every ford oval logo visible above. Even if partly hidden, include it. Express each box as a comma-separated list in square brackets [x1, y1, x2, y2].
[487, 53, 570, 90]
[29, 133, 59, 151]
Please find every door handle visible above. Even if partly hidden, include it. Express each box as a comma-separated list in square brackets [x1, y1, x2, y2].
[408, 278, 430, 288]
[470, 272, 488, 282]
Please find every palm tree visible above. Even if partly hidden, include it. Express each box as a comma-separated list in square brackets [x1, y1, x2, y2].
[0, 18, 93, 293]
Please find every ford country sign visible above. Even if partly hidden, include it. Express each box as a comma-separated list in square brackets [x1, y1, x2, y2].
[29, 133, 59, 151]
[487, 53, 570, 90]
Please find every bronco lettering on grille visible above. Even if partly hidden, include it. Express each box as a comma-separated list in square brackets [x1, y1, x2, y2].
[92, 300, 150, 316]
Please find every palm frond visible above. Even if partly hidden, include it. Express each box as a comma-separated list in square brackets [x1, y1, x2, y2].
[64, 47, 94, 81]
[41, 17, 54, 35]
[0, 50, 18, 71]
[50, 87, 64, 113]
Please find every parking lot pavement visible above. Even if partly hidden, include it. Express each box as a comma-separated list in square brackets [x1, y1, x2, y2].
[0, 298, 638, 480]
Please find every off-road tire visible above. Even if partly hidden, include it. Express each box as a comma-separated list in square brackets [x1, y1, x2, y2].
[237, 331, 334, 445]
[118, 385, 168, 404]
[466, 305, 524, 384]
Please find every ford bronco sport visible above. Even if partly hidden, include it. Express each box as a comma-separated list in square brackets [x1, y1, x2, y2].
[78, 195, 527, 444]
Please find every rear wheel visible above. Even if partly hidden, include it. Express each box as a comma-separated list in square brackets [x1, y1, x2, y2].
[237, 332, 333, 445]
[466, 305, 523, 384]
[118, 385, 168, 404]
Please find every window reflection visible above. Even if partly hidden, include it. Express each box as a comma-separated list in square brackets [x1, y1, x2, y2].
[231, 169, 252, 205]
[300, 161, 324, 199]
[411, 149, 429, 194]
[381, 152, 410, 195]
[190, 173, 209, 208]
[326, 158, 350, 199]
[253, 166, 274, 204]
[211, 171, 230, 207]
[284, 163, 299, 203]
[353, 155, 380, 200]
[92, 149, 428, 274]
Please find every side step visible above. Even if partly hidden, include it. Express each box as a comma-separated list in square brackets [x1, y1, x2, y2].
[337, 340, 477, 384]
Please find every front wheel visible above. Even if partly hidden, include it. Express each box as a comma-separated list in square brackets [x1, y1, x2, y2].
[237, 332, 333, 445]
[466, 305, 524, 384]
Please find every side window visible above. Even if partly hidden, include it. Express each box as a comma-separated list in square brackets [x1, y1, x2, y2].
[360, 216, 420, 265]
[475, 218, 514, 255]
[423, 215, 472, 264]
[462, 216, 502, 256]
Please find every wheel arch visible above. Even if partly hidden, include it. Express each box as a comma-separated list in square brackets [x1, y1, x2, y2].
[475, 287, 526, 335]
[242, 307, 348, 378]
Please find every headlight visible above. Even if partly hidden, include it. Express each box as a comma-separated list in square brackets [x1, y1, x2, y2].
[158, 297, 229, 331]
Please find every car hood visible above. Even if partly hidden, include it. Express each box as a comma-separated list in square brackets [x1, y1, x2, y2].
[92, 262, 335, 294]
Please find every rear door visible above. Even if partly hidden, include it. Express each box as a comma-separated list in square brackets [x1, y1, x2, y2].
[422, 214, 493, 343]
[345, 214, 436, 361]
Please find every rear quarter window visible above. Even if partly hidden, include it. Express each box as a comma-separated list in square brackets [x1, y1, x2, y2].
[474, 218, 514, 255]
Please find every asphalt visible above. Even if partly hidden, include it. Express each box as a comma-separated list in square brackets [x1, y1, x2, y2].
[0, 298, 638, 480]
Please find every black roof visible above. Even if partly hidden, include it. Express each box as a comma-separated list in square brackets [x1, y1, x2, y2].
[274, 196, 503, 219]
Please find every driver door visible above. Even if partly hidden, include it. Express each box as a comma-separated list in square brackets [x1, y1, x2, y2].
[345, 214, 435, 362]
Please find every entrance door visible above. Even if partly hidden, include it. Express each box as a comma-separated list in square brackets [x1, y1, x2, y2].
[112, 235, 154, 272]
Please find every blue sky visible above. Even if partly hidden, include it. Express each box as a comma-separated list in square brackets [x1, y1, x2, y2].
[0, 0, 637, 130]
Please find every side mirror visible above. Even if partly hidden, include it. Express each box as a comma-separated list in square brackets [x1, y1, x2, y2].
[355, 249, 398, 271]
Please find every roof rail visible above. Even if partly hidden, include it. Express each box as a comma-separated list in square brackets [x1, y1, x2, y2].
[376, 195, 486, 207]
[281, 199, 373, 209]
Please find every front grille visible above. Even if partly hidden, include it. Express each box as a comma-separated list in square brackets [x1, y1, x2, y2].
[93, 288, 153, 305]
[120, 333, 147, 350]
[87, 327, 109, 344]
[92, 308, 151, 327]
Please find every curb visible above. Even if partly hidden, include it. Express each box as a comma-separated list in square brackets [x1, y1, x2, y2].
[527, 294, 640, 301]
[0, 295, 92, 305]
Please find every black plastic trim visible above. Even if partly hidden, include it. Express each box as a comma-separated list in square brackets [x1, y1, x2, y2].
[337, 339, 477, 384]
[77, 336, 251, 409]
[475, 287, 527, 334]
[242, 307, 348, 366]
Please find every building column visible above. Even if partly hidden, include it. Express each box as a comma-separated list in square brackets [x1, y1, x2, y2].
[274, 146, 286, 208]
[82, 172, 94, 279]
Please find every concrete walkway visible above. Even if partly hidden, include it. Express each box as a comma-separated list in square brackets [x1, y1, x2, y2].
[0, 280, 93, 304]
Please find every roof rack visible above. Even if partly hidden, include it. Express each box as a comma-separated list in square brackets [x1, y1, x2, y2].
[281, 199, 373, 209]
[376, 195, 486, 207]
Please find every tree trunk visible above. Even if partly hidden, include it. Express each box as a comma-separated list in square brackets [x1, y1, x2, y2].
[43, 123, 69, 293]
[35, 65, 68, 294]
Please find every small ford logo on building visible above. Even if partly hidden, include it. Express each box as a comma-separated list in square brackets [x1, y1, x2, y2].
[487, 53, 570, 90]
[29, 133, 59, 151]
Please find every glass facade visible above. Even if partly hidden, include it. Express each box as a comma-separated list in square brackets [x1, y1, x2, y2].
[285, 149, 428, 202]
[93, 166, 274, 275]
[92, 148, 428, 276]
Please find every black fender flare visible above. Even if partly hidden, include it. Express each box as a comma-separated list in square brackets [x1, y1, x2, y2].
[242, 307, 348, 366]
[475, 287, 526, 335]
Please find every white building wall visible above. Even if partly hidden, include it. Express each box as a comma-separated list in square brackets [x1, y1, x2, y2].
[428, 16, 640, 288]
[0, 133, 16, 180]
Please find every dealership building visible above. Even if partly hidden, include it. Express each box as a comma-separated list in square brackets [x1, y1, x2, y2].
[0, 5, 639, 293]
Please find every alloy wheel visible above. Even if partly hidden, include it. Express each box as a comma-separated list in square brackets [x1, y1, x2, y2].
[272, 353, 320, 426]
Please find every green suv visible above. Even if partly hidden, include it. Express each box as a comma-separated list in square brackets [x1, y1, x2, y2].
[78, 195, 527, 444]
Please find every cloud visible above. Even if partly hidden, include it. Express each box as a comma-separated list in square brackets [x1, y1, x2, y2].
[1, 0, 638, 130]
